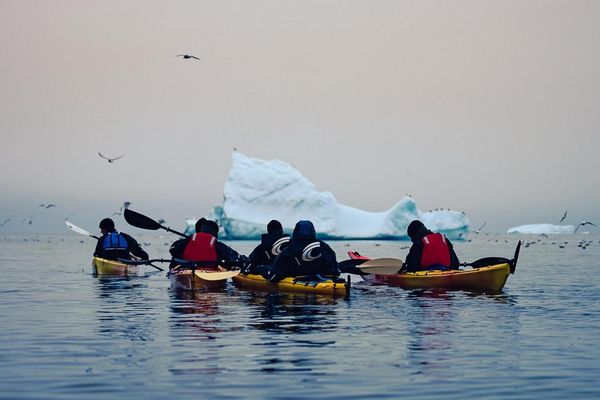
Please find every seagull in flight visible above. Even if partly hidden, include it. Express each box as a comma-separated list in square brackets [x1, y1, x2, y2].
[574, 221, 597, 233]
[0, 218, 10, 227]
[475, 222, 487, 234]
[559, 211, 568, 224]
[98, 152, 124, 163]
[111, 201, 132, 216]
[38, 204, 56, 209]
[176, 54, 201, 60]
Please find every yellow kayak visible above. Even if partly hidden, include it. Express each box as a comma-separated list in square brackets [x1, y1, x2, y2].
[362, 263, 510, 292]
[232, 273, 349, 296]
[92, 257, 141, 276]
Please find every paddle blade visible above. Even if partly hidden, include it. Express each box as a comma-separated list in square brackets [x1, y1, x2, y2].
[358, 257, 404, 275]
[468, 257, 511, 269]
[124, 209, 162, 230]
[195, 269, 240, 281]
[510, 241, 521, 274]
[65, 221, 98, 239]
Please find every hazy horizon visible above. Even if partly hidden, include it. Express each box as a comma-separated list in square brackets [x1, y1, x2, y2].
[2, 1, 599, 234]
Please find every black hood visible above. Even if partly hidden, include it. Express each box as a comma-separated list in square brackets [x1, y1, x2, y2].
[291, 220, 316, 241]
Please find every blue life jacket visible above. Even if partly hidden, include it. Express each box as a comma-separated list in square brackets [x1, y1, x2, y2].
[102, 232, 129, 253]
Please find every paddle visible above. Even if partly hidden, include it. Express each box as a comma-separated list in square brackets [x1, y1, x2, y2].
[169, 259, 241, 281]
[124, 208, 187, 238]
[65, 220, 164, 271]
[358, 257, 404, 275]
[195, 270, 240, 281]
[65, 220, 99, 239]
[337, 257, 403, 275]
[462, 241, 521, 274]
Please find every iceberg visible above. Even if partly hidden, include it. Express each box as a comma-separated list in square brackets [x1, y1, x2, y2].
[199, 152, 469, 240]
[507, 224, 575, 234]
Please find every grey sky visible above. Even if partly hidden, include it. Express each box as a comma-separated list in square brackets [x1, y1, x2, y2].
[1, 0, 599, 234]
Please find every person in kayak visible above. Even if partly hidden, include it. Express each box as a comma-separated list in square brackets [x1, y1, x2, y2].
[246, 220, 290, 274]
[404, 220, 460, 272]
[265, 220, 339, 281]
[169, 219, 245, 269]
[94, 217, 149, 261]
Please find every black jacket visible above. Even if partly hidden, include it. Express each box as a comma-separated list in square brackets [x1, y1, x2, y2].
[270, 221, 339, 279]
[405, 227, 459, 272]
[248, 233, 290, 268]
[94, 232, 148, 261]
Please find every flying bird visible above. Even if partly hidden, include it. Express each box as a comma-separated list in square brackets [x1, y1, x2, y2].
[574, 221, 597, 233]
[176, 54, 201, 60]
[98, 152, 124, 163]
[112, 201, 132, 216]
[0, 218, 10, 227]
[38, 204, 56, 208]
[475, 222, 487, 234]
[559, 211, 568, 224]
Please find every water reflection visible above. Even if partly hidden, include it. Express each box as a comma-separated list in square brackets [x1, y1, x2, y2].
[242, 291, 340, 335]
[403, 288, 521, 379]
[93, 276, 157, 343]
[169, 289, 227, 339]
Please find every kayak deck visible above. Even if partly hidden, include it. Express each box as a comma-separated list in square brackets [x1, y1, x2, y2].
[92, 257, 141, 276]
[232, 273, 349, 296]
[362, 263, 510, 293]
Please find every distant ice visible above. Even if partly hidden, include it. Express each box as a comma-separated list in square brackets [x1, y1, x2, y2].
[507, 224, 575, 234]
[192, 152, 469, 240]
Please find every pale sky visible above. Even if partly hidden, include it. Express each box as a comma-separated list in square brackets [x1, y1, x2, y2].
[1, 0, 599, 234]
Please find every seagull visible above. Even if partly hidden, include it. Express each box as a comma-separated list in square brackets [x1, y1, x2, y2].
[38, 204, 56, 209]
[112, 201, 132, 216]
[475, 222, 487, 234]
[574, 221, 597, 233]
[0, 218, 10, 227]
[176, 54, 201, 60]
[559, 210, 568, 224]
[98, 152, 124, 163]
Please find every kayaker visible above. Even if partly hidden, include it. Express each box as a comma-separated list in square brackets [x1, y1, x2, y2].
[265, 220, 339, 281]
[404, 220, 460, 272]
[169, 219, 245, 269]
[246, 220, 290, 274]
[94, 218, 149, 261]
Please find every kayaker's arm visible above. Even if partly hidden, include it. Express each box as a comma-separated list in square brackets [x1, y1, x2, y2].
[122, 233, 149, 260]
[404, 242, 423, 273]
[93, 235, 104, 257]
[216, 241, 246, 268]
[447, 240, 461, 270]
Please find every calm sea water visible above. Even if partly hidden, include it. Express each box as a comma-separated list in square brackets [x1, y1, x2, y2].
[1, 233, 599, 399]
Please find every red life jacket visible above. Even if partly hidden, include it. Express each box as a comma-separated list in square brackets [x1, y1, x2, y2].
[420, 233, 451, 268]
[182, 232, 218, 264]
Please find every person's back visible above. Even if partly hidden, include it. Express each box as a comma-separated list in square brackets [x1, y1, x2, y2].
[94, 218, 148, 261]
[404, 220, 459, 272]
[270, 220, 339, 280]
[170, 219, 245, 269]
[247, 220, 290, 273]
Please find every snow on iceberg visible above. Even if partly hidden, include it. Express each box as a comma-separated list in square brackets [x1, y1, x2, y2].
[507, 224, 575, 234]
[204, 152, 469, 240]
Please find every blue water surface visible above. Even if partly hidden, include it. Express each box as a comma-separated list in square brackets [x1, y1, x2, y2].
[0, 233, 599, 399]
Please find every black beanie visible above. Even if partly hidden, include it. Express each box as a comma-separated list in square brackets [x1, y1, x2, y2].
[195, 217, 207, 233]
[267, 219, 283, 235]
[99, 218, 115, 232]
